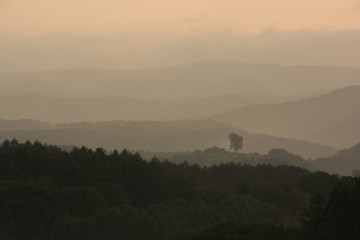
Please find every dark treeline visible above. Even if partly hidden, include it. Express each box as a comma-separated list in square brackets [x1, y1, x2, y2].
[0, 139, 358, 240]
[139, 146, 313, 170]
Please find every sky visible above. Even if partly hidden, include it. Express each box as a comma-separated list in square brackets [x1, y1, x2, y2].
[1, 0, 360, 36]
[1, 0, 359, 71]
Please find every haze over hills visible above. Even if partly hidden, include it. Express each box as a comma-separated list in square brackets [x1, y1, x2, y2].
[5, 117, 360, 176]
[2, 30, 360, 71]
[0, 119, 336, 159]
[213, 85, 360, 148]
[3, 0, 360, 238]
[1, 62, 359, 166]
[1, 61, 358, 124]
[310, 112, 360, 149]
[0, 93, 304, 123]
[313, 143, 360, 176]
[1, 62, 359, 99]
[141, 147, 314, 171]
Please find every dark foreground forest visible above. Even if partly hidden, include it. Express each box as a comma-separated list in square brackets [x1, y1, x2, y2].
[1, 139, 359, 240]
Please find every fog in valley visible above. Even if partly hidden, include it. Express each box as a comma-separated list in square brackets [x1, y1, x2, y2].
[2, 0, 360, 239]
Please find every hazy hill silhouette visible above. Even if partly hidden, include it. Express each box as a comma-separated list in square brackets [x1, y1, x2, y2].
[314, 143, 360, 176]
[0, 119, 336, 159]
[0, 118, 53, 130]
[310, 111, 360, 148]
[145, 147, 314, 170]
[213, 85, 360, 148]
[0, 93, 298, 123]
[1, 62, 359, 99]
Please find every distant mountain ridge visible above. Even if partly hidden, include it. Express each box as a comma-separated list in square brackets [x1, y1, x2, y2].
[1, 62, 359, 99]
[5, 118, 360, 176]
[141, 147, 314, 170]
[310, 111, 360, 148]
[213, 85, 360, 148]
[0, 93, 301, 123]
[0, 119, 336, 159]
[313, 143, 360, 176]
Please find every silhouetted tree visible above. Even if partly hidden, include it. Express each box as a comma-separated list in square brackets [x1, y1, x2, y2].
[228, 133, 243, 152]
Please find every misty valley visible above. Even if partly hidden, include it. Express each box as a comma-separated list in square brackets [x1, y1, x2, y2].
[1, 62, 360, 239]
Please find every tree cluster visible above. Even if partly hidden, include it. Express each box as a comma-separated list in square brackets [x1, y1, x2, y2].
[0, 139, 353, 240]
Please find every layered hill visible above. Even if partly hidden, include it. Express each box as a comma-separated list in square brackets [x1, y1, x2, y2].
[313, 143, 360, 176]
[1, 62, 359, 99]
[310, 112, 360, 148]
[141, 147, 314, 170]
[0, 119, 336, 159]
[0, 93, 298, 123]
[213, 86, 360, 148]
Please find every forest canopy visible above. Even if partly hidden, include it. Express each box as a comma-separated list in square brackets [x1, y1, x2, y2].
[0, 139, 356, 240]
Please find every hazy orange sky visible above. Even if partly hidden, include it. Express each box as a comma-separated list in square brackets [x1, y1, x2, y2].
[1, 0, 360, 36]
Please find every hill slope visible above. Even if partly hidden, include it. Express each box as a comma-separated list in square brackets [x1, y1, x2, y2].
[0, 93, 298, 123]
[313, 143, 360, 176]
[1, 62, 359, 99]
[310, 112, 360, 148]
[212, 86, 360, 148]
[0, 119, 336, 159]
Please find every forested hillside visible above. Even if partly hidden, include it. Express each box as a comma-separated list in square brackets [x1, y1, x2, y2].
[140, 147, 314, 170]
[0, 140, 357, 240]
[3, 1, 360, 239]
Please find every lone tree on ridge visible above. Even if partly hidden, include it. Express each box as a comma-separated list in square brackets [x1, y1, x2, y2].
[228, 133, 243, 152]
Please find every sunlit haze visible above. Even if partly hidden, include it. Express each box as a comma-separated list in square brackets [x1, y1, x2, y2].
[2, 1, 360, 238]
[1, 0, 360, 36]
[0, 0, 359, 71]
